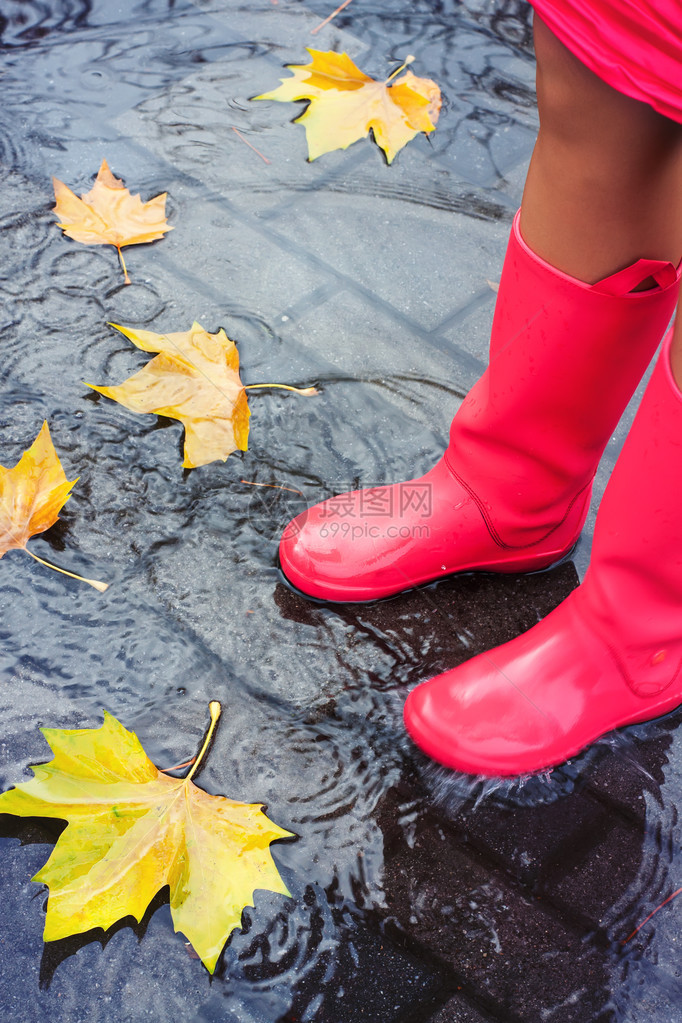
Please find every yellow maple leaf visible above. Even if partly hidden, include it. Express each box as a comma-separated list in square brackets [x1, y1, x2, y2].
[0, 424, 106, 591]
[87, 322, 251, 469]
[255, 49, 441, 162]
[52, 159, 173, 282]
[0, 421, 76, 559]
[0, 703, 293, 973]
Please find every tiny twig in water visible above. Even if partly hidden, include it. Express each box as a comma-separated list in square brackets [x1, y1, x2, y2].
[245, 382, 319, 395]
[240, 480, 304, 496]
[622, 887, 682, 944]
[311, 0, 353, 34]
[24, 548, 108, 592]
[231, 127, 271, 165]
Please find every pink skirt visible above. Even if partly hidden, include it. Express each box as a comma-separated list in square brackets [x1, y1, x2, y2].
[529, 1, 682, 124]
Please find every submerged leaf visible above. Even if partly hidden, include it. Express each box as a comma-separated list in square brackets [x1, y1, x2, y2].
[87, 322, 250, 468]
[0, 707, 293, 973]
[52, 159, 173, 281]
[255, 49, 441, 162]
[0, 421, 77, 559]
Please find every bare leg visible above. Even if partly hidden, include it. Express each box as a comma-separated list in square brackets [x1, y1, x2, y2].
[521, 15, 682, 386]
[521, 15, 682, 285]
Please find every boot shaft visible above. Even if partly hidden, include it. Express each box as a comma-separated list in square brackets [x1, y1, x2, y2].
[583, 328, 682, 696]
[449, 211, 680, 546]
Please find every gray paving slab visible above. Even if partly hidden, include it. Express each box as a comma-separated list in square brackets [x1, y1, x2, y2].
[276, 285, 460, 393]
[548, 818, 646, 931]
[454, 791, 607, 887]
[377, 802, 610, 1022]
[585, 735, 674, 828]
[190, 0, 368, 56]
[159, 197, 339, 324]
[438, 288, 498, 364]
[426, 993, 497, 1023]
[267, 194, 509, 331]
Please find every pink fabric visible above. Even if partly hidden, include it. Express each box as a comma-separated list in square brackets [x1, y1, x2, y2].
[529, 0, 682, 123]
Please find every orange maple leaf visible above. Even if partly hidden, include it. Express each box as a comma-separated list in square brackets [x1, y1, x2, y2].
[52, 159, 173, 283]
[0, 422, 77, 560]
[0, 424, 106, 591]
[255, 50, 441, 163]
[87, 322, 250, 469]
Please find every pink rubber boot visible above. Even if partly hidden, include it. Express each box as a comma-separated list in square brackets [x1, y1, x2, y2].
[404, 329, 682, 776]
[280, 212, 679, 601]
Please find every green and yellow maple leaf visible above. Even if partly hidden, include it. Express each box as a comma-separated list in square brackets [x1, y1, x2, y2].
[255, 49, 441, 162]
[0, 703, 293, 972]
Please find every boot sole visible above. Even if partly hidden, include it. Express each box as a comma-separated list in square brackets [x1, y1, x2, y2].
[276, 541, 579, 606]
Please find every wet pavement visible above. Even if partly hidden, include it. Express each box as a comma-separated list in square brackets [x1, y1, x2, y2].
[1, 1, 682, 1021]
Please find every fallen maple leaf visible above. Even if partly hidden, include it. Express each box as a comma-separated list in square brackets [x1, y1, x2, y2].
[52, 159, 173, 283]
[0, 702, 293, 973]
[255, 49, 441, 162]
[0, 422, 107, 592]
[0, 421, 76, 557]
[87, 322, 250, 469]
[88, 322, 318, 469]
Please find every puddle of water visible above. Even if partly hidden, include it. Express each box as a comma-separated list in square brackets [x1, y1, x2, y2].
[1, 2, 676, 1022]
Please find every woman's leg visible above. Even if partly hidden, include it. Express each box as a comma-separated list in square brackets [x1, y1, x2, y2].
[525, 14, 682, 388]
[522, 15, 682, 285]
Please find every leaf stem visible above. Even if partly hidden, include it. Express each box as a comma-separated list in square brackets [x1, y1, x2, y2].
[116, 246, 131, 285]
[385, 54, 415, 84]
[160, 756, 197, 774]
[24, 548, 109, 592]
[245, 383, 319, 396]
[186, 702, 222, 782]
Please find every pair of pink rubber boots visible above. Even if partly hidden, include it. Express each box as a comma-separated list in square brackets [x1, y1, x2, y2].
[279, 212, 682, 776]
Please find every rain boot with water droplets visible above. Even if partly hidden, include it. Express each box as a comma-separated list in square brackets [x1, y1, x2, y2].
[279, 212, 680, 601]
[404, 328, 682, 776]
